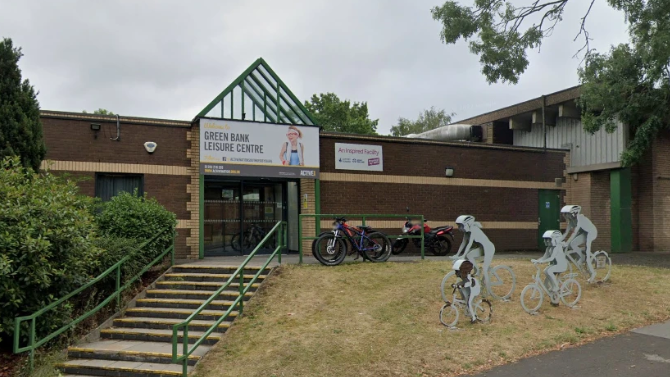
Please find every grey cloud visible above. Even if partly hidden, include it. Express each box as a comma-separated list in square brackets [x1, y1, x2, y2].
[0, 0, 629, 133]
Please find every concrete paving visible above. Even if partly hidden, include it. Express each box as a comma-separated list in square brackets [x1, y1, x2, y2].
[469, 319, 670, 377]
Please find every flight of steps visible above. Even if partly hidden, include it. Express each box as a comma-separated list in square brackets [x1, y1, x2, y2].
[57, 264, 272, 377]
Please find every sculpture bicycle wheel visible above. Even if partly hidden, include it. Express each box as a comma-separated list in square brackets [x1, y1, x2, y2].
[520, 283, 543, 314]
[588, 250, 612, 283]
[439, 302, 459, 327]
[559, 278, 582, 307]
[440, 271, 459, 303]
[472, 298, 492, 323]
[486, 265, 516, 301]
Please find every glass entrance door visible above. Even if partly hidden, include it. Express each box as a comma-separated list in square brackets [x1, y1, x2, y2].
[204, 178, 288, 257]
[204, 181, 241, 256]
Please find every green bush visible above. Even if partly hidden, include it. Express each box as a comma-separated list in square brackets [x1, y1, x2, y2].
[0, 157, 100, 344]
[95, 190, 176, 267]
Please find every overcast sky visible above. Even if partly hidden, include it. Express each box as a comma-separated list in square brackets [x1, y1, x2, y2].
[1, 0, 629, 134]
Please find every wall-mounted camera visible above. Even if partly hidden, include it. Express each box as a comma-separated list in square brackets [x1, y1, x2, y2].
[144, 141, 157, 154]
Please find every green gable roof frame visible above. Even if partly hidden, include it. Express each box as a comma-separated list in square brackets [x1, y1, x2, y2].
[196, 58, 318, 126]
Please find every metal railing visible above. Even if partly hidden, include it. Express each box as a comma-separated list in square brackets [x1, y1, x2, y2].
[171, 220, 287, 376]
[298, 214, 426, 263]
[13, 228, 176, 371]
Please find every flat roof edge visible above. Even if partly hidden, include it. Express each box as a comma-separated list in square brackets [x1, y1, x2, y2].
[40, 110, 192, 127]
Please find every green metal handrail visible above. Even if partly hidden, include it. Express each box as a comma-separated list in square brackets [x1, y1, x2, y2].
[171, 220, 287, 376]
[13, 228, 176, 371]
[298, 214, 426, 263]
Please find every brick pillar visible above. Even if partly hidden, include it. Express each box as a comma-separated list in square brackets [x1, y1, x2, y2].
[650, 131, 670, 250]
[300, 179, 316, 256]
[590, 171, 611, 252]
[185, 126, 201, 259]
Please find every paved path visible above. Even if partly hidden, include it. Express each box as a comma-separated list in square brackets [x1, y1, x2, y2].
[469, 319, 670, 377]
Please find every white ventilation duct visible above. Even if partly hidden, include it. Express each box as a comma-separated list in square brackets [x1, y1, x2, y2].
[404, 124, 481, 142]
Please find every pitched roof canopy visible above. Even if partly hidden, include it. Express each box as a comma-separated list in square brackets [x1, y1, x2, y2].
[197, 58, 317, 126]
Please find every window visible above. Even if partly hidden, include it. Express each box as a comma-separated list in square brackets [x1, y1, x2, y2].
[95, 173, 144, 202]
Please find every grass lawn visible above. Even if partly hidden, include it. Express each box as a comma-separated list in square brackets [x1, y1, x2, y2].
[192, 259, 670, 377]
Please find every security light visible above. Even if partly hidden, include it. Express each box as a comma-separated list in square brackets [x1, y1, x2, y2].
[90, 123, 101, 131]
[445, 167, 454, 177]
[144, 141, 157, 154]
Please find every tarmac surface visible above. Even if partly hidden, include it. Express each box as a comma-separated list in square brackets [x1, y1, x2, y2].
[469, 319, 670, 377]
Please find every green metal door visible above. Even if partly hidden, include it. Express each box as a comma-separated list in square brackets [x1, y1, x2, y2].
[538, 190, 561, 250]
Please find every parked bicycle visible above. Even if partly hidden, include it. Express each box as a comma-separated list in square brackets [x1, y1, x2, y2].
[312, 217, 392, 266]
[440, 249, 516, 302]
[440, 280, 492, 328]
[231, 223, 275, 253]
[520, 261, 582, 314]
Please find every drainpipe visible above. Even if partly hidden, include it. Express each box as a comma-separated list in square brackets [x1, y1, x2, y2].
[542, 95, 546, 152]
[111, 114, 120, 141]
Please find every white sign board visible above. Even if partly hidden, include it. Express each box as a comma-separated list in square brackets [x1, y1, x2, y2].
[335, 143, 383, 171]
[200, 119, 320, 179]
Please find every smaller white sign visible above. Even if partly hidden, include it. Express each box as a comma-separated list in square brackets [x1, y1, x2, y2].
[335, 143, 383, 171]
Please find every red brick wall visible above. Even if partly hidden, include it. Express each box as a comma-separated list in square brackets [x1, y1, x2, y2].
[319, 135, 566, 252]
[42, 116, 190, 167]
[320, 136, 565, 182]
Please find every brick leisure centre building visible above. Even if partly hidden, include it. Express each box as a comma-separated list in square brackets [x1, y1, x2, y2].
[37, 58, 663, 259]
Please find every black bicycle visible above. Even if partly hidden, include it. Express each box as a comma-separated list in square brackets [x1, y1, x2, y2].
[312, 217, 392, 266]
[231, 223, 276, 253]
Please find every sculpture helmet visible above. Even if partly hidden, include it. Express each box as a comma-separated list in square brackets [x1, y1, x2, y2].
[542, 230, 563, 247]
[561, 205, 581, 217]
[455, 215, 476, 232]
[452, 259, 465, 271]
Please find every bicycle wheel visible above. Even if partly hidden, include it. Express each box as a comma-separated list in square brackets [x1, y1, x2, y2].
[486, 265, 516, 301]
[440, 271, 461, 303]
[559, 278, 582, 308]
[362, 231, 392, 262]
[473, 298, 492, 323]
[313, 234, 346, 266]
[520, 284, 543, 314]
[231, 232, 251, 253]
[439, 303, 459, 327]
[588, 251, 612, 283]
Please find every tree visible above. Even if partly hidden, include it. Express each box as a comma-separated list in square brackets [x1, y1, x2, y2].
[83, 108, 115, 115]
[0, 38, 46, 171]
[390, 107, 456, 136]
[304, 93, 379, 135]
[431, 0, 669, 166]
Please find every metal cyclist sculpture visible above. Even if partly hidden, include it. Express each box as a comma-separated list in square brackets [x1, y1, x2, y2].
[520, 230, 582, 314]
[452, 215, 494, 288]
[560, 205, 611, 283]
[441, 215, 516, 302]
[440, 259, 492, 327]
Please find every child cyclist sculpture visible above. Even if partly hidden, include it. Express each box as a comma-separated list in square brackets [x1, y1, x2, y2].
[532, 230, 569, 305]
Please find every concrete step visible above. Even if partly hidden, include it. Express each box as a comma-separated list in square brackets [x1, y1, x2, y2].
[57, 359, 190, 377]
[113, 317, 231, 332]
[135, 298, 239, 311]
[171, 264, 271, 275]
[67, 340, 208, 366]
[125, 307, 237, 321]
[145, 289, 253, 301]
[155, 281, 261, 292]
[164, 272, 267, 283]
[100, 328, 221, 345]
